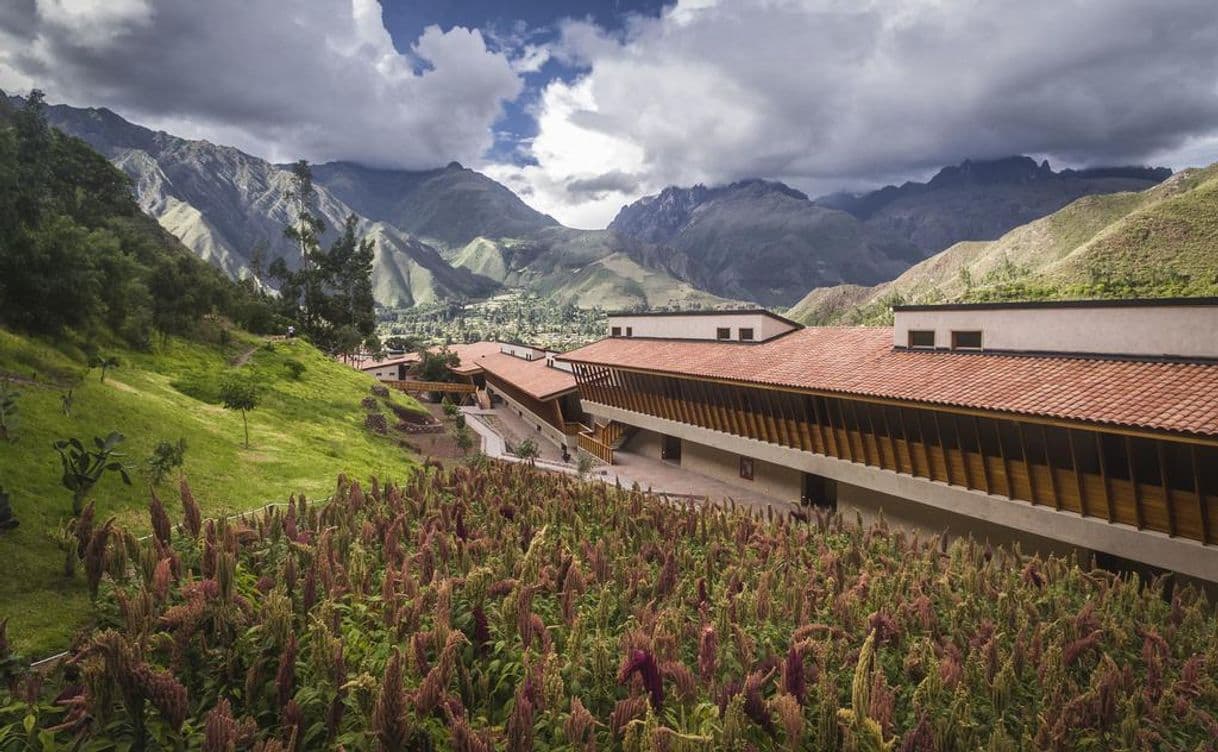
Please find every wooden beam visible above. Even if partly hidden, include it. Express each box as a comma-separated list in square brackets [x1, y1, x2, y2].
[992, 420, 1012, 498]
[933, 412, 953, 485]
[1094, 432, 1115, 523]
[1016, 423, 1039, 506]
[1191, 445, 1210, 544]
[850, 401, 873, 466]
[1040, 425, 1061, 510]
[1067, 429, 1087, 518]
[1126, 435, 1144, 529]
[973, 416, 992, 494]
[1157, 440, 1176, 537]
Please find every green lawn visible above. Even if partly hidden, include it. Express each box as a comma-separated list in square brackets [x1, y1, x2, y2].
[0, 328, 424, 657]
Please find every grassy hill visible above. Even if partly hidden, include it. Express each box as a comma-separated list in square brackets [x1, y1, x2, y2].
[0, 328, 424, 656]
[788, 164, 1218, 325]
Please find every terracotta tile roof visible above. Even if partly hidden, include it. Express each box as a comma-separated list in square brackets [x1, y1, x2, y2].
[559, 327, 1218, 438]
[475, 352, 577, 401]
[439, 342, 504, 375]
[354, 354, 418, 371]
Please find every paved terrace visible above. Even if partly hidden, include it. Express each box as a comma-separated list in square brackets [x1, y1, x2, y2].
[462, 405, 796, 515]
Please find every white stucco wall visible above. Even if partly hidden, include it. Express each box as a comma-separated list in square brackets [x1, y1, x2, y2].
[500, 343, 545, 360]
[894, 304, 1218, 358]
[607, 312, 797, 342]
[585, 399, 1218, 581]
[364, 366, 399, 381]
[680, 440, 803, 502]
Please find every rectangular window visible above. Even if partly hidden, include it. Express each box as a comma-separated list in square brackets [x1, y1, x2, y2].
[908, 330, 935, 349]
[626, 327, 633, 337]
[951, 330, 982, 350]
[739, 328, 754, 341]
[739, 456, 754, 480]
[611, 326, 622, 337]
[716, 327, 731, 340]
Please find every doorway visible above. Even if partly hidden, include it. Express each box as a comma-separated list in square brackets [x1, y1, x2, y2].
[801, 472, 837, 511]
[661, 434, 682, 463]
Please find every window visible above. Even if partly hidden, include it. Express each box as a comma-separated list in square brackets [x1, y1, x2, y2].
[611, 326, 622, 337]
[739, 328, 754, 342]
[908, 330, 935, 349]
[716, 327, 731, 340]
[739, 456, 754, 480]
[951, 330, 982, 350]
[626, 327, 633, 337]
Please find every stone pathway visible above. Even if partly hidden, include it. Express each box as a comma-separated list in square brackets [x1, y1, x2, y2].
[461, 406, 796, 515]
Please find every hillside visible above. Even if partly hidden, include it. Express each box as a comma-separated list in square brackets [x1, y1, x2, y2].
[609, 180, 919, 307]
[0, 329, 426, 656]
[815, 156, 1170, 255]
[26, 95, 498, 307]
[789, 163, 1218, 324]
[30, 93, 722, 311]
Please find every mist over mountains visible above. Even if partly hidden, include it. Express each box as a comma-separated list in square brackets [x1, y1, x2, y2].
[9, 91, 1176, 312]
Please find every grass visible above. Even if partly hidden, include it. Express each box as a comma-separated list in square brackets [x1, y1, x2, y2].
[0, 326, 426, 657]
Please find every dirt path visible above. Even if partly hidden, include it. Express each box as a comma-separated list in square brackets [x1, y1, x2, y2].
[231, 345, 258, 367]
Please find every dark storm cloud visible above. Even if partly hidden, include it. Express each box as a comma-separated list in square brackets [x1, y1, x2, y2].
[566, 170, 640, 196]
[0, 0, 522, 168]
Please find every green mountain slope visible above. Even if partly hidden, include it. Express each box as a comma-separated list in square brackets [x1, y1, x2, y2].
[788, 164, 1218, 325]
[0, 330, 424, 656]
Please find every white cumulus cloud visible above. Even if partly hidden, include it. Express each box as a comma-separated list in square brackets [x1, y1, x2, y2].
[492, 0, 1218, 228]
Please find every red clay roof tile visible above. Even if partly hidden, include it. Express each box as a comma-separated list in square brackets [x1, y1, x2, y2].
[559, 328, 1218, 438]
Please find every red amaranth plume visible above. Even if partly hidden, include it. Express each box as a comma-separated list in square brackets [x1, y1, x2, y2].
[149, 491, 172, 546]
[618, 648, 664, 711]
[472, 605, 491, 654]
[180, 480, 202, 538]
[275, 635, 297, 708]
[698, 624, 718, 684]
[782, 643, 806, 705]
[373, 650, 412, 752]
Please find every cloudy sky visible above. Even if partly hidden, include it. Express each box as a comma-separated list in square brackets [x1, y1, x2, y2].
[2, 0, 1217, 228]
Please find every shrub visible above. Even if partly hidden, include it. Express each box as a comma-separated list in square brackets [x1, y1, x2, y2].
[88, 353, 120, 383]
[515, 437, 539, 464]
[52, 432, 132, 516]
[0, 487, 17, 531]
[0, 380, 18, 442]
[577, 452, 595, 479]
[145, 438, 187, 486]
[441, 396, 458, 417]
[283, 357, 306, 380]
[454, 424, 474, 455]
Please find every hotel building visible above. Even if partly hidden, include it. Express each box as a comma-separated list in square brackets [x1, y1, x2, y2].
[559, 301, 1218, 581]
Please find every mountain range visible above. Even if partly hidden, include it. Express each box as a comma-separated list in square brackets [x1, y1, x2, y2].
[608, 158, 1171, 306]
[8, 91, 1177, 311]
[788, 163, 1218, 325]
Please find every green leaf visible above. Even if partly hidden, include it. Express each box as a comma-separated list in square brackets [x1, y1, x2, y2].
[23, 713, 35, 734]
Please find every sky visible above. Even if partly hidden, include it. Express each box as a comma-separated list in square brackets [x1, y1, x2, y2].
[2, 0, 1217, 229]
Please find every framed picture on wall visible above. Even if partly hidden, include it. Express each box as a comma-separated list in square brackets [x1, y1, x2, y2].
[739, 456, 754, 481]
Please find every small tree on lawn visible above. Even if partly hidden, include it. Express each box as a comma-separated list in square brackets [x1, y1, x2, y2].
[220, 375, 258, 448]
[53, 432, 132, 516]
[516, 438, 539, 466]
[576, 452, 595, 480]
[89, 354, 120, 383]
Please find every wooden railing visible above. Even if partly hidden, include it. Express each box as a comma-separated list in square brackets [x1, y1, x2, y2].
[388, 380, 475, 394]
[578, 432, 614, 464]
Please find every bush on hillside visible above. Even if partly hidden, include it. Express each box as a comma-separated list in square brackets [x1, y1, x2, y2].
[4, 465, 1218, 749]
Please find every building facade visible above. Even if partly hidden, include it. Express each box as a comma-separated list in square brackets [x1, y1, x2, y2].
[561, 303, 1218, 581]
